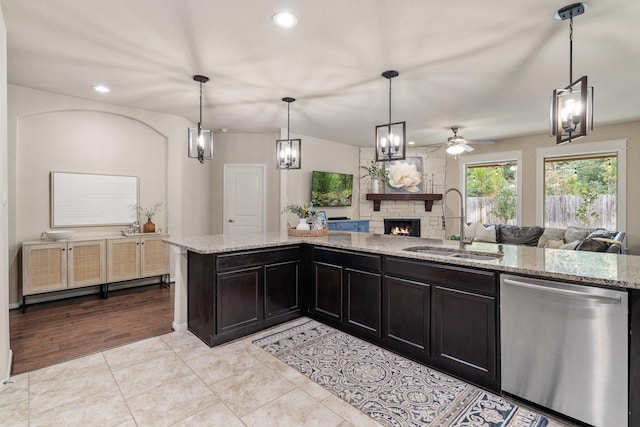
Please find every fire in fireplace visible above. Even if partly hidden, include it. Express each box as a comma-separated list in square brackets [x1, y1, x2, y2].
[384, 218, 421, 237]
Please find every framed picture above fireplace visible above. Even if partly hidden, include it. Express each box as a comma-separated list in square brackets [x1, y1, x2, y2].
[385, 157, 423, 193]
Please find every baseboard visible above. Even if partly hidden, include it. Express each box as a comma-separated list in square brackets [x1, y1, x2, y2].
[172, 321, 187, 332]
[2, 349, 13, 385]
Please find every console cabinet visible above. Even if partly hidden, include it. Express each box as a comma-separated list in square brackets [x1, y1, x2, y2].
[327, 220, 369, 233]
[23, 239, 107, 296]
[22, 235, 168, 309]
[187, 245, 303, 347]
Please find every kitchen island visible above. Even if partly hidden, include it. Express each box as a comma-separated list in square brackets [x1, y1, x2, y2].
[166, 231, 640, 426]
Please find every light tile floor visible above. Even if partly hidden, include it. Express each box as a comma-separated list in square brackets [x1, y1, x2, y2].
[1, 318, 575, 427]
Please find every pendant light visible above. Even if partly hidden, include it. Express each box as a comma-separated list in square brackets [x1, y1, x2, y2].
[188, 75, 214, 163]
[276, 97, 302, 170]
[550, 3, 593, 144]
[375, 70, 406, 162]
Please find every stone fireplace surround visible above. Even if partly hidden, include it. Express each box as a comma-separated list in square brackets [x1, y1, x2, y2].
[358, 147, 447, 239]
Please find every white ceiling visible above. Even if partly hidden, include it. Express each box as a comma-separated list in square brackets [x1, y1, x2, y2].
[2, 0, 639, 146]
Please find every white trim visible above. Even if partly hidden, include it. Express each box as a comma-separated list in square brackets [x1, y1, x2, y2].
[2, 350, 12, 384]
[535, 139, 627, 232]
[458, 150, 523, 224]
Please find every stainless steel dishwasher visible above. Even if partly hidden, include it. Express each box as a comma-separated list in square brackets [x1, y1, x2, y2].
[500, 274, 628, 427]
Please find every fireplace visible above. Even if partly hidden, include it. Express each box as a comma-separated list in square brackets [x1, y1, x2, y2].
[384, 218, 421, 237]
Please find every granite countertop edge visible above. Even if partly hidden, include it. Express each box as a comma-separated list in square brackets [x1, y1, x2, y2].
[165, 231, 640, 291]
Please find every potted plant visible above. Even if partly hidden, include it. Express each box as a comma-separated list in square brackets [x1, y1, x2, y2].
[360, 160, 390, 194]
[137, 202, 162, 233]
[284, 203, 317, 230]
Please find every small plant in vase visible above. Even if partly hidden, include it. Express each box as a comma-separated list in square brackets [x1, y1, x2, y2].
[360, 160, 390, 194]
[284, 203, 317, 230]
[137, 202, 162, 233]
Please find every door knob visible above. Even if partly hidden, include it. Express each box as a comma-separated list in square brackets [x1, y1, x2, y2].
[228, 219, 235, 222]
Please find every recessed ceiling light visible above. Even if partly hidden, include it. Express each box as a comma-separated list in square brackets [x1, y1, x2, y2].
[272, 12, 298, 28]
[92, 85, 110, 93]
[408, 141, 415, 145]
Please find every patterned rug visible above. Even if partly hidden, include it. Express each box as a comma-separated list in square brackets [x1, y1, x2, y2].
[253, 320, 548, 427]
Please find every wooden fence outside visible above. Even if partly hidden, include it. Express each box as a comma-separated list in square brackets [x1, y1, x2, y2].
[466, 195, 616, 229]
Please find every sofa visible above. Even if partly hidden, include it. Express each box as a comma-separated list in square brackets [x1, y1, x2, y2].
[464, 222, 626, 254]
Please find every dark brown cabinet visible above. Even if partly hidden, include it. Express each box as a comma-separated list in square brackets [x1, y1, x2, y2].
[188, 245, 302, 347]
[384, 256, 499, 392]
[311, 247, 382, 338]
[383, 276, 430, 358]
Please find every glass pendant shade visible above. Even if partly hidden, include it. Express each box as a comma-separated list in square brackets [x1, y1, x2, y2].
[276, 138, 301, 169]
[446, 143, 466, 156]
[550, 75, 593, 144]
[187, 75, 214, 163]
[375, 121, 406, 161]
[188, 125, 214, 162]
[276, 97, 301, 170]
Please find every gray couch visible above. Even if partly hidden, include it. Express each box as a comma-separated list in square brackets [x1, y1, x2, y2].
[469, 223, 625, 254]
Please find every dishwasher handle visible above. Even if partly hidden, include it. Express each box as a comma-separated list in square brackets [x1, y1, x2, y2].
[502, 278, 622, 304]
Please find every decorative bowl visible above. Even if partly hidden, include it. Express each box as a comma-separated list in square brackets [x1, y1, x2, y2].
[45, 230, 76, 241]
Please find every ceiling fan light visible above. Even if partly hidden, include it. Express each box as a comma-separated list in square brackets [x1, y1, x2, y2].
[446, 144, 466, 155]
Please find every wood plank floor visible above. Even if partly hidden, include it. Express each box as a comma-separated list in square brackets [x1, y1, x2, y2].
[9, 283, 174, 375]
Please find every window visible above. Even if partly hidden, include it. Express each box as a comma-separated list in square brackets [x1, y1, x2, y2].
[537, 139, 627, 232]
[543, 154, 617, 229]
[465, 161, 518, 224]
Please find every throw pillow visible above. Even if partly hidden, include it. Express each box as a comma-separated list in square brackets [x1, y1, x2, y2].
[537, 227, 566, 248]
[499, 225, 544, 246]
[576, 238, 609, 252]
[564, 226, 590, 243]
[464, 221, 479, 240]
[586, 228, 612, 240]
[559, 240, 581, 250]
[474, 224, 497, 243]
[544, 238, 565, 249]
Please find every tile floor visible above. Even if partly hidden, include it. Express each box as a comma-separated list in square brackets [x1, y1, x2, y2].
[1, 318, 574, 427]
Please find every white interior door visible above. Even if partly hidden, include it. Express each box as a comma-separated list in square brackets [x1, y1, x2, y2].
[223, 164, 266, 235]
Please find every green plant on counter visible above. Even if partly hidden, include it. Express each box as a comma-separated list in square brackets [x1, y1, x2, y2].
[137, 202, 162, 220]
[284, 203, 318, 219]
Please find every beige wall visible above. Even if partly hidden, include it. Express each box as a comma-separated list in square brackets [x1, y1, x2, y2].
[0, 3, 10, 383]
[445, 120, 640, 253]
[283, 132, 360, 226]
[7, 85, 212, 306]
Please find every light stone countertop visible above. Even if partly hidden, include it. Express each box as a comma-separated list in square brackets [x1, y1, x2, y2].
[165, 231, 640, 290]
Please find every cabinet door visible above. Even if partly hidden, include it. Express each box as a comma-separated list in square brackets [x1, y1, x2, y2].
[67, 240, 106, 288]
[313, 262, 342, 322]
[357, 221, 369, 233]
[384, 276, 430, 357]
[344, 268, 381, 337]
[107, 238, 140, 282]
[432, 286, 497, 390]
[140, 236, 169, 277]
[22, 243, 67, 295]
[216, 267, 263, 335]
[265, 261, 300, 321]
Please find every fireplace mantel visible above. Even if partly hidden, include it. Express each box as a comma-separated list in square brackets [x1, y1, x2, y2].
[366, 193, 443, 212]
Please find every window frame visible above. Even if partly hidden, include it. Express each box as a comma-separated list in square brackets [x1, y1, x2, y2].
[459, 150, 523, 225]
[536, 139, 627, 232]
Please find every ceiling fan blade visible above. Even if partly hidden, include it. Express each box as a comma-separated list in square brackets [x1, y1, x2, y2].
[462, 144, 474, 152]
[466, 139, 496, 145]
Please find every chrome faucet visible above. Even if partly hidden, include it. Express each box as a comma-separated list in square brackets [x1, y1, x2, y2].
[444, 188, 469, 248]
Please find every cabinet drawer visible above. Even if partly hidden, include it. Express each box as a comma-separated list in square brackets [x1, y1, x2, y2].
[358, 222, 369, 232]
[314, 247, 381, 273]
[217, 246, 301, 271]
[334, 222, 359, 231]
[385, 257, 496, 295]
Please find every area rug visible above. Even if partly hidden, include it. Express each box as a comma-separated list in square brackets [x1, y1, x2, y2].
[253, 320, 548, 427]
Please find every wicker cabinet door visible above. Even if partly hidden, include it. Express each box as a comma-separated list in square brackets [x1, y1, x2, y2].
[107, 238, 141, 282]
[68, 240, 106, 288]
[140, 236, 169, 277]
[22, 243, 68, 295]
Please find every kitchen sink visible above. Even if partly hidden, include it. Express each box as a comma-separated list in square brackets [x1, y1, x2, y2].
[403, 246, 502, 260]
[449, 253, 502, 260]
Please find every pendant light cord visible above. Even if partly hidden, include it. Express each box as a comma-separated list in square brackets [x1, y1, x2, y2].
[287, 102, 291, 140]
[198, 82, 203, 127]
[388, 77, 392, 125]
[569, 17, 573, 84]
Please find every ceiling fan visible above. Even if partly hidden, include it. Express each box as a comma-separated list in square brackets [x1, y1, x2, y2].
[444, 126, 495, 155]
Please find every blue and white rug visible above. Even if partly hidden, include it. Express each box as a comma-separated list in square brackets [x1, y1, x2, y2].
[253, 320, 548, 427]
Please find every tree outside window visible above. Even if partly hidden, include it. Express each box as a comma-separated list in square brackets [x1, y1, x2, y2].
[465, 162, 517, 224]
[544, 154, 617, 229]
